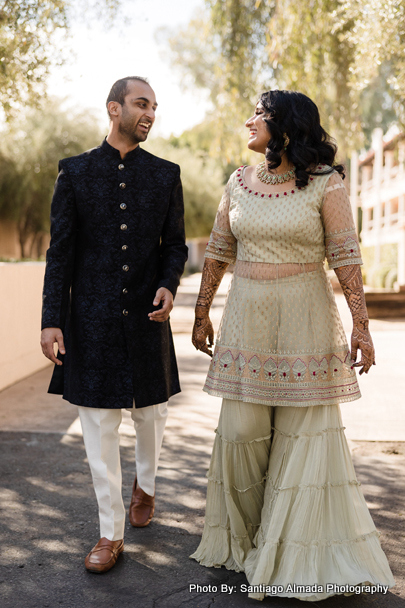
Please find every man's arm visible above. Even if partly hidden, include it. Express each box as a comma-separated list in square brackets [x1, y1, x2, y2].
[156, 166, 188, 299]
[40, 162, 77, 364]
[149, 166, 188, 322]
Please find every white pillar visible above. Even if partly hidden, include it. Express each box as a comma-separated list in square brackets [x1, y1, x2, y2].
[396, 141, 405, 288]
[372, 128, 384, 265]
[398, 229, 405, 288]
[384, 150, 394, 182]
[398, 142, 405, 176]
[186, 239, 198, 268]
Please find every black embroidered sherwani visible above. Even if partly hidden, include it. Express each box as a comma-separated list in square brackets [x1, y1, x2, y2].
[41, 139, 188, 409]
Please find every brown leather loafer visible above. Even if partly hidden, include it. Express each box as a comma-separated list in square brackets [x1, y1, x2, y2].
[85, 537, 124, 573]
[129, 475, 155, 527]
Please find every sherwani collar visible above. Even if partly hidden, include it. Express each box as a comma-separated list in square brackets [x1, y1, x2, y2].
[100, 137, 142, 161]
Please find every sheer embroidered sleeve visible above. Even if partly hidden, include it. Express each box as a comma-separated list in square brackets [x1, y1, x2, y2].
[321, 172, 363, 269]
[204, 177, 237, 264]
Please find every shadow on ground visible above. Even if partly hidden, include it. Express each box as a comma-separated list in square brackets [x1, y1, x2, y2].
[0, 416, 403, 608]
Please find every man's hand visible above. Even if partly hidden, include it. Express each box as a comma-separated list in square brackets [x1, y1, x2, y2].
[148, 287, 173, 322]
[41, 328, 65, 366]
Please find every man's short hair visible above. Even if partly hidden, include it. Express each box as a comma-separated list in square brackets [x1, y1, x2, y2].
[106, 76, 149, 117]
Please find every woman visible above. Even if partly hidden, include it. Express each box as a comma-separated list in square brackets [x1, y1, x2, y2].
[190, 90, 395, 601]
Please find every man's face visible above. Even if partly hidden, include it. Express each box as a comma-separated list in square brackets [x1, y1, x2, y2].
[118, 80, 157, 144]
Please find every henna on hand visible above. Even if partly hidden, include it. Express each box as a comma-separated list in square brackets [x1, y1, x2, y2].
[192, 258, 229, 356]
[351, 318, 375, 375]
[192, 315, 215, 357]
[334, 264, 375, 374]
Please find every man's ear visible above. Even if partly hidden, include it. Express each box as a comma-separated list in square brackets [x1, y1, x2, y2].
[107, 101, 120, 117]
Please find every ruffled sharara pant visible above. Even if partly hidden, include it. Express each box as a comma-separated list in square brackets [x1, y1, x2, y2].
[190, 399, 395, 601]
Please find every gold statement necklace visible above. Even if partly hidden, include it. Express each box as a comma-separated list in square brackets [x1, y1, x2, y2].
[256, 161, 296, 185]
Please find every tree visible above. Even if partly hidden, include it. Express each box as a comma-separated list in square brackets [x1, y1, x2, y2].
[359, 60, 399, 148]
[144, 137, 225, 238]
[0, 151, 20, 220]
[160, 3, 274, 168]
[0, 0, 121, 117]
[267, 0, 405, 154]
[266, 0, 361, 155]
[335, 0, 405, 124]
[164, 0, 405, 160]
[0, 100, 104, 257]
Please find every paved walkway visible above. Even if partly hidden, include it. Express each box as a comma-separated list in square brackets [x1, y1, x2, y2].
[0, 274, 404, 607]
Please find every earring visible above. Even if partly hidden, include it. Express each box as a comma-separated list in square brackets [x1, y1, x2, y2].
[283, 133, 290, 149]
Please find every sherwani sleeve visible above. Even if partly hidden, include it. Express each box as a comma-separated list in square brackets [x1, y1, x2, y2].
[41, 161, 78, 330]
[157, 166, 188, 298]
[321, 172, 363, 269]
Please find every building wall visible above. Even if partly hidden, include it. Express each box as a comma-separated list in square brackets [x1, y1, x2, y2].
[353, 129, 405, 289]
[0, 262, 51, 392]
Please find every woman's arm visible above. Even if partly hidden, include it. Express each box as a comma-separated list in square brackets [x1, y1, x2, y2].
[192, 258, 229, 356]
[334, 263, 375, 374]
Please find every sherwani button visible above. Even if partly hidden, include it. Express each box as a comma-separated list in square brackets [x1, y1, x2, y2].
[123, 309, 129, 316]
[120, 224, 127, 231]
[123, 265, 129, 272]
[122, 244, 128, 250]
[122, 288, 128, 294]
[120, 203, 127, 210]
[118, 164, 125, 170]
[119, 182, 126, 189]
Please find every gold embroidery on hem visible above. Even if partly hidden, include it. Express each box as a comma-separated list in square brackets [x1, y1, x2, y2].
[203, 381, 362, 407]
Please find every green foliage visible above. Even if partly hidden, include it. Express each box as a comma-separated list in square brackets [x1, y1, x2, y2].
[168, 117, 260, 181]
[0, 0, 121, 117]
[164, 0, 405, 163]
[0, 151, 20, 220]
[144, 137, 225, 238]
[160, 3, 273, 168]
[359, 61, 398, 149]
[262, 0, 405, 152]
[0, 99, 104, 257]
[0, 1, 66, 116]
[336, 0, 405, 124]
[266, 0, 360, 156]
[361, 243, 398, 287]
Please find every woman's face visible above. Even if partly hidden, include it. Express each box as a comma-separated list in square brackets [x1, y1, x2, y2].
[245, 102, 270, 154]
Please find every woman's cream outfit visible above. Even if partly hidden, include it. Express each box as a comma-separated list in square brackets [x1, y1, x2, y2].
[190, 166, 395, 600]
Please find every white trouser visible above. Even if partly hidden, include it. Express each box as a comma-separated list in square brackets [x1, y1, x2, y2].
[78, 401, 168, 541]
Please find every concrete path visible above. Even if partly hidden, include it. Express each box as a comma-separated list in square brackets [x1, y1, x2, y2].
[0, 274, 404, 607]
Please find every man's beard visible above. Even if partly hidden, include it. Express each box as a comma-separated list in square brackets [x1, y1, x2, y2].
[118, 111, 148, 144]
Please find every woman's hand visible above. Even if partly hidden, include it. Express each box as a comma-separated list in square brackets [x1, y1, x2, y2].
[334, 264, 376, 375]
[191, 258, 229, 357]
[351, 318, 375, 375]
[192, 312, 214, 357]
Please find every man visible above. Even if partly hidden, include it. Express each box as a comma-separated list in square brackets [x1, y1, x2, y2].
[40, 76, 188, 573]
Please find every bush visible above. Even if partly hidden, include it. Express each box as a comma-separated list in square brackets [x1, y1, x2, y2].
[144, 137, 225, 238]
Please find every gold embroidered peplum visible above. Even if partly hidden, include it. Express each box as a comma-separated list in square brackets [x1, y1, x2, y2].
[203, 165, 363, 407]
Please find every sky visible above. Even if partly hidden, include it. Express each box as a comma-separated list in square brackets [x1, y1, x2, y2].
[47, 0, 210, 138]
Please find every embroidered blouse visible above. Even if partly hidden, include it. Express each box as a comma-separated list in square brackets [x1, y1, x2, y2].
[202, 165, 363, 407]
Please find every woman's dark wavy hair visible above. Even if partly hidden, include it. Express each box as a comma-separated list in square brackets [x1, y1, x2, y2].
[259, 90, 345, 188]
